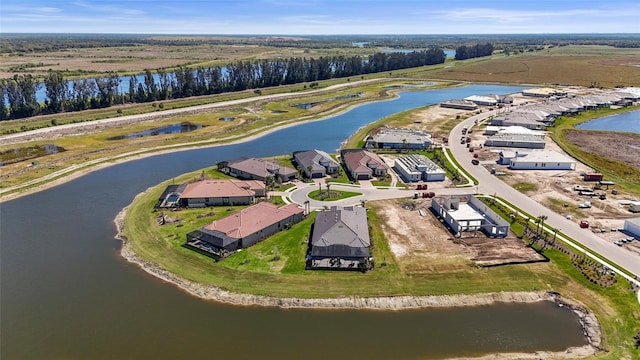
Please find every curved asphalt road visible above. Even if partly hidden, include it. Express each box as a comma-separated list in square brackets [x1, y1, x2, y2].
[288, 182, 468, 210]
[448, 110, 640, 280]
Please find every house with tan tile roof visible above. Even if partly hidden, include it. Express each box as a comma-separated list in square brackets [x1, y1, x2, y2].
[185, 202, 305, 258]
[340, 149, 388, 180]
[179, 179, 265, 207]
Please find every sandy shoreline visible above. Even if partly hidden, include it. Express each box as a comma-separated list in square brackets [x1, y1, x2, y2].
[114, 204, 602, 360]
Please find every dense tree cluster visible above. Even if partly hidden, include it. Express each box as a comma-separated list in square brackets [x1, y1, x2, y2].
[0, 48, 445, 120]
[454, 43, 495, 60]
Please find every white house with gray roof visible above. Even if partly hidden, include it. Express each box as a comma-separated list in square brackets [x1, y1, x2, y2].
[308, 206, 371, 271]
[394, 154, 446, 182]
[507, 149, 576, 170]
[293, 149, 339, 178]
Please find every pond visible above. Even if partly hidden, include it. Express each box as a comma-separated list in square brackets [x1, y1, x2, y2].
[0, 143, 65, 166]
[576, 109, 640, 134]
[107, 122, 203, 140]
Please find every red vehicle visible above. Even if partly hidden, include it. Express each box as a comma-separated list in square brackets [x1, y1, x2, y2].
[579, 220, 590, 228]
[583, 173, 603, 182]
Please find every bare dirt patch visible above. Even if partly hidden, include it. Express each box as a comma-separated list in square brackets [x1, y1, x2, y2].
[400, 106, 472, 140]
[372, 199, 544, 273]
[564, 129, 640, 171]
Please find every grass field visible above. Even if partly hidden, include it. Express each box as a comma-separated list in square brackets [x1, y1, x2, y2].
[426, 45, 640, 87]
[0, 43, 373, 79]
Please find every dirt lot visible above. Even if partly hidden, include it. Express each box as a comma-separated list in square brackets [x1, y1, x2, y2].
[564, 129, 640, 171]
[469, 114, 640, 253]
[372, 199, 545, 273]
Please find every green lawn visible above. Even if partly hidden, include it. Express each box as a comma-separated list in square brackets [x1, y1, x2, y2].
[308, 189, 362, 201]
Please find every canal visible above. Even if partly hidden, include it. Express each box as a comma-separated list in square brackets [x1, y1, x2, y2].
[0, 85, 588, 359]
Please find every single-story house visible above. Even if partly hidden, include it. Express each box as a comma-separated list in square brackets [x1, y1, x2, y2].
[507, 150, 576, 170]
[440, 99, 478, 111]
[365, 128, 432, 150]
[464, 95, 498, 107]
[431, 195, 510, 237]
[623, 218, 640, 236]
[179, 179, 265, 207]
[522, 88, 562, 98]
[308, 206, 371, 270]
[293, 149, 340, 178]
[341, 149, 388, 180]
[484, 133, 546, 149]
[485, 125, 545, 137]
[394, 154, 446, 182]
[218, 157, 297, 182]
[497, 150, 527, 165]
[491, 115, 548, 130]
[186, 202, 304, 258]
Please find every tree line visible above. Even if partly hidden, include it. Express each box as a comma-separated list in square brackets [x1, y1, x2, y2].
[0, 48, 445, 120]
[454, 43, 495, 61]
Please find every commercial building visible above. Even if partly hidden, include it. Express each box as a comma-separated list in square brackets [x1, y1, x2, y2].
[394, 154, 446, 182]
[293, 149, 340, 178]
[186, 202, 304, 258]
[308, 206, 371, 271]
[431, 195, 510, 238]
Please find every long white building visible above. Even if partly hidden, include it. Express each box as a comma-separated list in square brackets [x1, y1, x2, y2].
[505, 149, 576, 170]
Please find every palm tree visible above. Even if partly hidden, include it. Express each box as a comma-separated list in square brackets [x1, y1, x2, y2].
[539, 215, 548, 234]
[551, 228, 559, 247]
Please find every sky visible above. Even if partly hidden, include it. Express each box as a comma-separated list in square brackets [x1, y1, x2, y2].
[1, 0, 640, 35]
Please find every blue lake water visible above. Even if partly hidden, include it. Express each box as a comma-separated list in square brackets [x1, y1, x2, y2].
[576, 110, 640, 134]
[2, 84, 589, 360]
